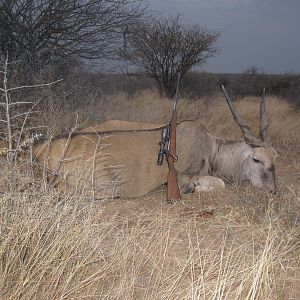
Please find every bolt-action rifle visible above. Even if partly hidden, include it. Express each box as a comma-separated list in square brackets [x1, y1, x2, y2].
[157, 73, 181, 201]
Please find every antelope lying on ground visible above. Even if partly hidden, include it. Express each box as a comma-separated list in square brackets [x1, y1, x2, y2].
[33, 88, 277, 198]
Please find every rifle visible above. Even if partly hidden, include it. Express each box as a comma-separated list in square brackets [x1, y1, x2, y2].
[157, 73, 181, 201]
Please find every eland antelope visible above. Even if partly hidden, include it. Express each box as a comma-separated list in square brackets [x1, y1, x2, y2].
[33, 87, 277, 198]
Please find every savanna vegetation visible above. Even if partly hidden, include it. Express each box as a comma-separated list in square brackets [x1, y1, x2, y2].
[0, 69, 300, 299]
[1, 1, 300, 299]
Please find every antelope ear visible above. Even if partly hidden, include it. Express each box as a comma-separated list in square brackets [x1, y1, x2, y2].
[244, 135, 263, 148]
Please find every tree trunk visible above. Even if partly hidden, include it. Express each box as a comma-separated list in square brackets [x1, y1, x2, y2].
[154, 76, 175, 99]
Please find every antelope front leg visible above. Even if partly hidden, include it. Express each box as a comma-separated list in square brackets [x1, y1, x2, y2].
[194, 176, 225, 192]
[179, 174, 225, 194]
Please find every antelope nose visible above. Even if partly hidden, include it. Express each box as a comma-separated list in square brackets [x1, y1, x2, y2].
[270, 188, 278, 196]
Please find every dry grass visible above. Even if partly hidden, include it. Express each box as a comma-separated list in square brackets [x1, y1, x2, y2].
[44, 90, 298, 144]
[1, 188, 299, 299]
[1, 91, 300, 299]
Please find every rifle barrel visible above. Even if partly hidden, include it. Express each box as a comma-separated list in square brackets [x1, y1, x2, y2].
[173, 72, 181, 111]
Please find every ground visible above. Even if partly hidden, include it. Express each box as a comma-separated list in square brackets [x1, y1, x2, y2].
[0, 94, 299, 299]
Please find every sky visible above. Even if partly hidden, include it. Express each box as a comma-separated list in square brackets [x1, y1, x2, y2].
[148, 0, 300, 74]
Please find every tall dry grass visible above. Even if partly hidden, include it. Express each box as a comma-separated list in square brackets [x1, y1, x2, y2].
[1, 188, 299, 299]
[1, 91, 300, 299]
[42, 90, 299, 146]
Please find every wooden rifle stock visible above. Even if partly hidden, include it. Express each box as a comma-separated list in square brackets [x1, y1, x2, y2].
[167, 110, 181, 201]
[166, 73, 181, 201]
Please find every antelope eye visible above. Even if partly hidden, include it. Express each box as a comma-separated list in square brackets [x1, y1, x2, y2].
[253, 158, 261, 163]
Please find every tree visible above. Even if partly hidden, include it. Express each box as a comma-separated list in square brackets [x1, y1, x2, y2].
[0, 55, 61, 190]
[0, 0, 146, 76]
[119, 15, 220, 98]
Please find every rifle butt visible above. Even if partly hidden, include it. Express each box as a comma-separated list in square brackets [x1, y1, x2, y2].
[167, 170, 181, 200]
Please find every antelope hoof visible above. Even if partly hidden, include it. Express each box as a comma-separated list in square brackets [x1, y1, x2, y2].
[181, 182, 195, 194]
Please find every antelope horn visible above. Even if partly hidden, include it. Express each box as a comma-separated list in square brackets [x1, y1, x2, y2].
[259, 88, 272, 145]
[221, 85, 261, 147]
